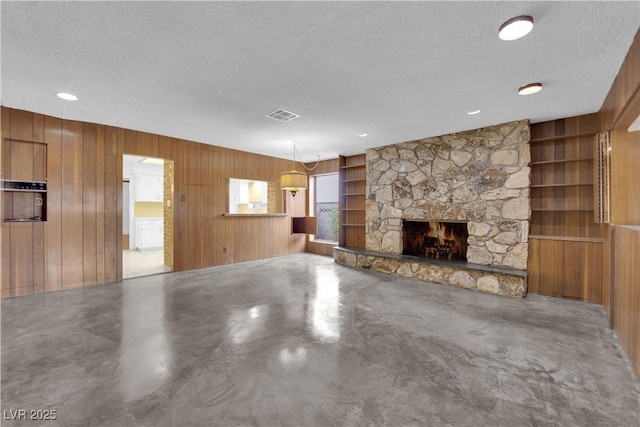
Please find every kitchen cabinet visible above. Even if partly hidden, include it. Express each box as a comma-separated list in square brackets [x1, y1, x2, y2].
[135, 218, 164, 250]
[135, 174, 163, 202]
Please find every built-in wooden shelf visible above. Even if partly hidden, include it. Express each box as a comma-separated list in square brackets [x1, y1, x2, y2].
[529, 131, 599, 144]
[223, 213, 287, 217]
[531, 158, 593, 165]
[532, 208, 594, 212]
[529, 235, 603, 243]
[531, 183, 594, 188]
[339, 155, 366, 249]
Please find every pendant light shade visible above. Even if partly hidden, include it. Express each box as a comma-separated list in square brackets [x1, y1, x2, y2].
[280, 170, 307, 197]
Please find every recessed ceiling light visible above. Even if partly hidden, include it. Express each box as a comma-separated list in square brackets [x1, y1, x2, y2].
[358, 133, 368, 137]
[499, 15, 534, 41]
[56, 92, 78, 101]
[467, 109, 481, 115]
[518, 82, 543, 95]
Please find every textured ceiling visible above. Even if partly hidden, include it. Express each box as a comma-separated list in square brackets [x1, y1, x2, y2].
[1, 1, 638, 161]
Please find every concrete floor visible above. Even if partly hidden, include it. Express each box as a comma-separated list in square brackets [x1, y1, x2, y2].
[1, 253, 638, 426]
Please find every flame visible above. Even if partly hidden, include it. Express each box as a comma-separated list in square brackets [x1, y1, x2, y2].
[430, 221, 447, 244]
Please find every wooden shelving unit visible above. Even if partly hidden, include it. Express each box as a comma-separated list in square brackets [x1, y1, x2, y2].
[527, 115, 605, 304]
[338, 154, 366, 248]
[529, 132, 601, 240]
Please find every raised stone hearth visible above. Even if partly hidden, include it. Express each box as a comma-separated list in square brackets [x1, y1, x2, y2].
[335, 120, 530, 298]
[334, 247, 526, 298]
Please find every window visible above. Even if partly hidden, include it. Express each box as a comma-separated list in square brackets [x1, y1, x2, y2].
[310, 173, 339, 242]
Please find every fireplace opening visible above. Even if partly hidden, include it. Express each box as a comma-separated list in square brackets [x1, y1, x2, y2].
[402, 220, 468, 261]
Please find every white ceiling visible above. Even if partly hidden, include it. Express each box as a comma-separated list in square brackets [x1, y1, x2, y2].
[2, 1, 638, 162]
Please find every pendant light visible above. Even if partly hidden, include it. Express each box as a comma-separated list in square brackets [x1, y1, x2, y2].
[280, 141, 319, 197]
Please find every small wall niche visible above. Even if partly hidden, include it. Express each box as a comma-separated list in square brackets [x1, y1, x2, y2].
[2, 139, 47, 222]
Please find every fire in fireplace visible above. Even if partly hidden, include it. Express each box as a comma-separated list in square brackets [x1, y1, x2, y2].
[402, 220, 468, 261]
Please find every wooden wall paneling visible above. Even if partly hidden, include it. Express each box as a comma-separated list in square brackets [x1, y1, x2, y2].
[1, 225, 10, 298]
[552, 240, 565, 297]
[224, 216, 235, 264]
[136, 131, 154, 156]
[10, 223, 34, 293]
[235, 217, 257, 262]
[537, 239, 556, 296]
[116, 129, 124, 280]
[602, 31, 640, 130]
[158, 135, 173, 160]
[124, 129, 137, 156]
[602, 224, 613, 317]
[32, 223, 45, 293]
[10, 109, 34, 142]
[44, 116, 62, 291]
[33, 114, 44, 143]
[10, 139, 34, 182]
[187, 144, 200, 185]
[611, 126, 640, 225]
[1, 109, 8, 292]
[613, 226, 640, 377]
[184, 184, 200, 270]
[587, 242, 603, 303]
[563, 242, 582, 299]
[61, 120, 84, 289]
[95, 125, 106, 284]
[82, 123, 98, 286]
[209, 149, 220, 187]
[199, 185, 211, 267]
[103, 126, 119, 283]
[527, 238, 540, 294]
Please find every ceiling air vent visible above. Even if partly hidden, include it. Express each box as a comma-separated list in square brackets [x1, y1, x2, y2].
[266, 108, 300, 122]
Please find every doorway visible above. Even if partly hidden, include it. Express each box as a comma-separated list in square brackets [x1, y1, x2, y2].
[123, 154, 174, 279]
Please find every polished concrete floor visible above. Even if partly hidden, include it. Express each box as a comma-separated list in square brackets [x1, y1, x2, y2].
[1, 254, 638, 426]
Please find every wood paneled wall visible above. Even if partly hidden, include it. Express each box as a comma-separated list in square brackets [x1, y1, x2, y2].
[1, 107, 306, 297]
[601, 29, 640, 378]
[612, 226, 640, 377]
[601, 31, 640, 132]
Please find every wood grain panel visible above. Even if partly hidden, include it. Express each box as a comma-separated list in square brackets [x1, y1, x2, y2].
[61, 120, 84, 288]
[9, 223, 34, 290]
[83, 123, 98, 285]
[527, 238, 540, 294]
[601, 30, 640, 131]
[611, 121, 640, 225]
[9, 109, 34, 142]
[2, 225, 11, 297]
[612, 226, 640, 377]
[528, 238, 603, 303]
[103, 126, 119, 283]
[96, 125, 106, 284]
[32, 222, 45, 289]
[45, 116, 63, 291]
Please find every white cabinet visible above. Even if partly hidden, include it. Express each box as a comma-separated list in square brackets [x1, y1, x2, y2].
[135, 174, 163, 202]
[135, 219, 164, 250]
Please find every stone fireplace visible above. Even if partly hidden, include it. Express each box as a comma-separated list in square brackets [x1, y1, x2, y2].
[403, 220, 468, 261]
[334, 120, 530, 298]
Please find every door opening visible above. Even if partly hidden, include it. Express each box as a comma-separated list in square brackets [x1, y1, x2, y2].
[122, 154, 174, 279]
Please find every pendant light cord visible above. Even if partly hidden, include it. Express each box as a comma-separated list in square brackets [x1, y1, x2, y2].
[293, 141, 320, 171]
